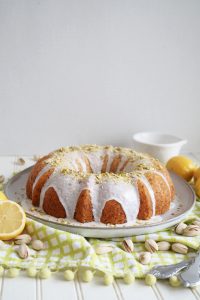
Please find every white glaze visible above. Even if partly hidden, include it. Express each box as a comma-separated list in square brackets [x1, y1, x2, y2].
[116, 154, 129, 172]
[97, 179, 140, 222]
[103, 149, 116, 172]
[123, 157, 152, 173]
[63, 152, 82, 171]
[40, 172, 83, 217]
[139, 175, 156, 216]
[32, 164, 51, 191]
[85, 149, 107, 173]
[153, 170, 172, 197]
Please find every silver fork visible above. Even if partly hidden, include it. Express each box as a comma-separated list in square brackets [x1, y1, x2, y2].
[149, 252, 200, 287]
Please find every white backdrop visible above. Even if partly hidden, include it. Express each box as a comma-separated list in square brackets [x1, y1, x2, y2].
[0, 0, 199, 155]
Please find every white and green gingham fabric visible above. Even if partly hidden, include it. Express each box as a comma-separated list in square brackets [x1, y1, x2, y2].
[0, 198, 200, 278]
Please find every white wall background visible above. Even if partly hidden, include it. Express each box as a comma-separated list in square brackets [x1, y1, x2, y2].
[0, 0, 199, 155]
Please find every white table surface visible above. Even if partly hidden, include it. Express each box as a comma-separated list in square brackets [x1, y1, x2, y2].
[0, 152, 200, 300]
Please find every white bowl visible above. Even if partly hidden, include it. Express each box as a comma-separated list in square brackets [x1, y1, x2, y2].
[132, 132, 187, 163]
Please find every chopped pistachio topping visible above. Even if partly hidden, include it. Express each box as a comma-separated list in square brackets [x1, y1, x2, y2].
[38, 144, 158, 183]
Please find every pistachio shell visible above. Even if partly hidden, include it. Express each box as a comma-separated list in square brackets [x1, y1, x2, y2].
[139, 252, 152, 265]
[16, 244, 30, 259]
[157, 241, 171, 251]
[175, 222, 187, 235]
[192, 220, 200, 227]
[15, 234, 32, 245]
[145, 239, 158, 253]
[122, 238, 134, 253]
[95, 244, 114, 255]
[31, 240, 44, 251]
[17, 158, 25, 165]
[171, 243, 188, 254]
[183, 225, 200, 237]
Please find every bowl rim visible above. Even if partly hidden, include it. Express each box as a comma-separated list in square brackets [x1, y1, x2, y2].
[132, 131, 187, 148]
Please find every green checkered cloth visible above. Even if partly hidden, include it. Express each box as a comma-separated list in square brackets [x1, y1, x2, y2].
[0, 198, 200, 278]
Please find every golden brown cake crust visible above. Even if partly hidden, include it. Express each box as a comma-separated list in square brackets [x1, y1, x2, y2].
[101, 154, 109, 173]
[145, 172, 171, 215]
[161, 168, 175, 200]
[153, 160, 175, 200]
[74, 189, 94, 223]
[43, 187, 66, 218]
[26, 155, 51, 199]
[110, 155, 121, 173]
[100, 200, 127, 224]
[119, 159, 129, 172]
[32, 168, 54, 206]
[137, 179, 153, 220]
[83, 156, 93, 173]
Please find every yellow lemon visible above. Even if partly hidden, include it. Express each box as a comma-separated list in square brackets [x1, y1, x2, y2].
[0, 191, 8, 201]
[194, 167, 200, 183]
[0, 200, 26, 240]
[195, 177, 200, 198]
[166, 156, 196, 181]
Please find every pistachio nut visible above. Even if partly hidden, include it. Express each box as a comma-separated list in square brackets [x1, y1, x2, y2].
[31, 240, 44, 251]
[157, 241, 171, 251]
[15, 234, 32, 245]
[95, 243, 114, 255]
[139, 252, 152, 265]
[175, 222, 187, 235]
[145, 239, 158, 253]
[171, 243, 188, 254]
[183, 225, 200, 237]
[192, 220, 200, 227]
[17, 157, 25, 165]
[16, 244, 30, 259]
[122, 238, 134, 253]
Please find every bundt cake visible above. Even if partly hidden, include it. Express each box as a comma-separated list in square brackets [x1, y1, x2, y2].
[26, 145, 175, 225]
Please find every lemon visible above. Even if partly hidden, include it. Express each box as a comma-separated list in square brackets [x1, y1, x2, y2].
[0, 200, 26, 240]
[194, 167, 200, 183]
[0, 192, 8, 201]
[166, 156, 196, 181]
[195, 177, 200, 198]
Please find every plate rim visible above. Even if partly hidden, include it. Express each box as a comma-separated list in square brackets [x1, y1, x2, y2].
[4, 166, 196, 231]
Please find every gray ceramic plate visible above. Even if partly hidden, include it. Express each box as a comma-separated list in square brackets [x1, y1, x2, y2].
[4, 167, 196, 238]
